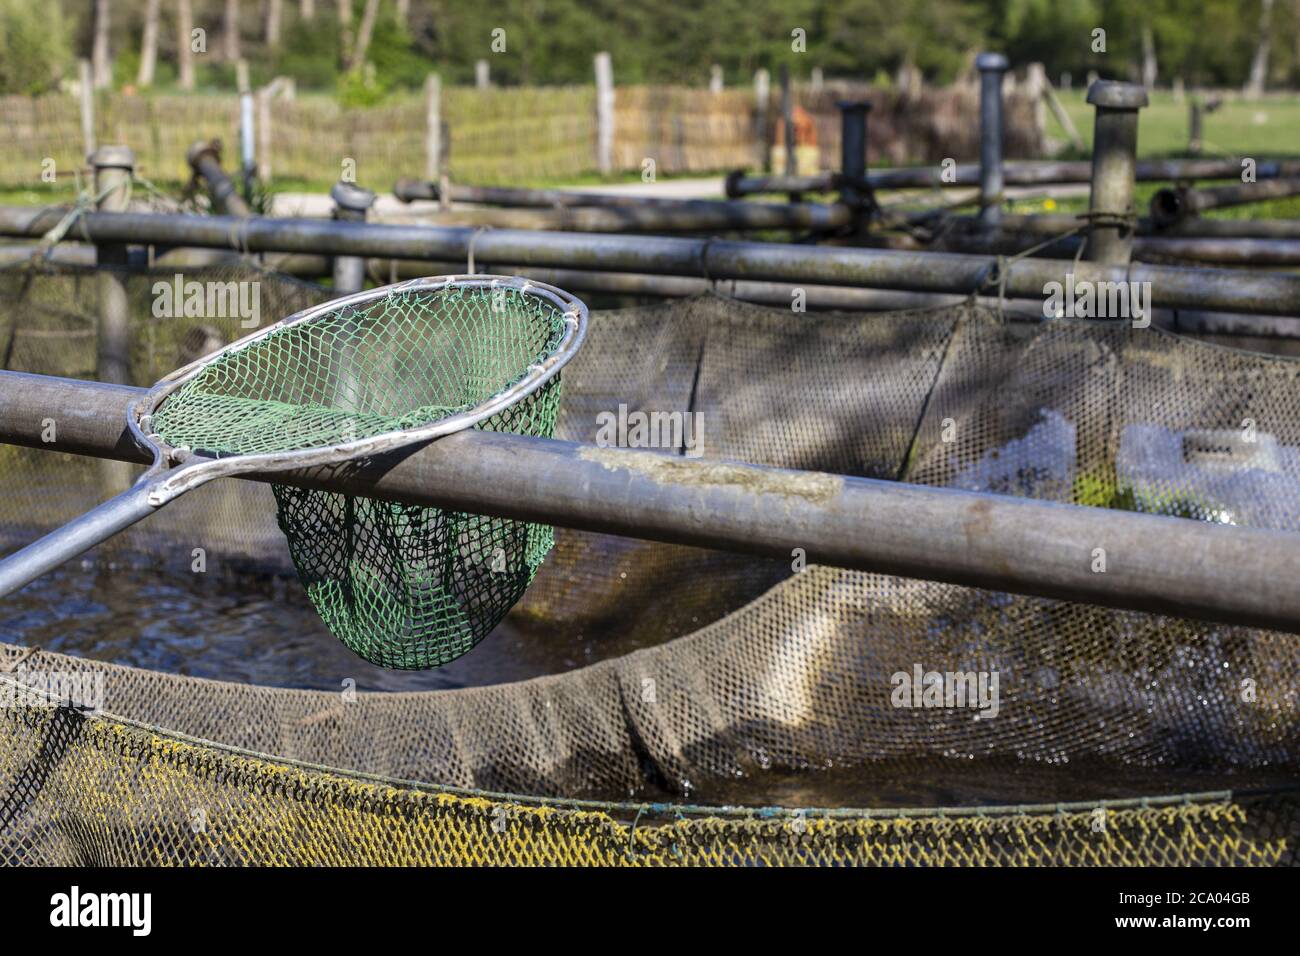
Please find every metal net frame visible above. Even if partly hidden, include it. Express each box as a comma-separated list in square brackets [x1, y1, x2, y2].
[146, 276, 583, 669]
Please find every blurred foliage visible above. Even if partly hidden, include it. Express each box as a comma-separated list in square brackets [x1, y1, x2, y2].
[19, 0, 1300, 98]
[0, 0, 71, 94]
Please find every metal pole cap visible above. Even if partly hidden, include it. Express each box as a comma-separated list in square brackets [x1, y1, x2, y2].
[90, 145, 136, 171]
[975, 52, 1009, 73]
[330, 181, 377, 213]
[1086, 80, 1149, 110]
[185, 140, 222, 167]
[835, 100, 873, 114]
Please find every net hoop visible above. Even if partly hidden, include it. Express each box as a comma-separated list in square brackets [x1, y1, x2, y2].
[125, 274, 588, 504]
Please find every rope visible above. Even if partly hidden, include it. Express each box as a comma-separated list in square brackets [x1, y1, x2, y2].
[1076, 209, 1138, 231]
[33, 178, 125, 258]
[970, 219, 1092, 320]
[698, 236, 717, 286]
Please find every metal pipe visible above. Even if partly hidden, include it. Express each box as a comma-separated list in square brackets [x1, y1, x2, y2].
[8, 207, 1300, 315]
[724, 158, 1300, 198]
[388, 186, 854, 232]
[4, 370, 1300, 633]
[1085, 81, 1148, 264]
[329, 181, 375, 294]
[976, 53, 1009, 227]
[394, 178, 710, 208]
[11, 241, 1298, 338]
[1150, 177, 1300, 229]
[941, 221, 1300, 266]
[186, 140, 252, 217]
[956, 209, 1300, 241]
[836, 100, 871, 209]
[90, 146, 136, 499]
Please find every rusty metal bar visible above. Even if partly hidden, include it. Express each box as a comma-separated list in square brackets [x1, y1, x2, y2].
[4, 370, 1300, 633]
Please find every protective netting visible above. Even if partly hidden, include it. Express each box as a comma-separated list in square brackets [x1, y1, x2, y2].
[149, 281, 568, 669]
[0, 263, 1298, 866]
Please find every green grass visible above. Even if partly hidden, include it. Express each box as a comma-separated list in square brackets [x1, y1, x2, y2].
[1056, 89, 1300, 160]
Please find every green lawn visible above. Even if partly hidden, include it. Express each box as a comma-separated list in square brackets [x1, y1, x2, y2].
[1056, 89, 1300, 160]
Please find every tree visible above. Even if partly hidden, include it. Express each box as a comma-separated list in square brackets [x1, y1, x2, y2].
[339, 0, 354, 65]
[1141, 23, 1158, 88]
[348, 0, 381, 70]
[92, 0, 112, 89]
[178, 0, 194, 90]
[137, 0, 161, 87]
[266, 0, 283, 46]
[224, 0, 242, 61]
[0, 0, 70, 94]
[1245, 0, 1276, 97]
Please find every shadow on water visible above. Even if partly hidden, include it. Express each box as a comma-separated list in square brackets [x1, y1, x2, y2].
[0, 561, 601, 693]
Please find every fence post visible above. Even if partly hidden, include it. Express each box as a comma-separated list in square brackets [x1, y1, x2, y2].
[709, 65, 723, 93]
[594, 52, 614, 177]
[1085, 81, 1148, 265]
[976, 52, 1009, 227]
[92, 146, 136, 494]
[239, 92, 256, 187]
[780, 64, 795, 177]
[475, 60, 490, 89]
[256, 85, 273, 181]
[753, 68, 770, 171]
[330, 181, 375, 295]
[836, 100, 871, 209]
[78, 60, 96, 160]
[424, 73, 442, 181]
[1188, 96, 1203, 155]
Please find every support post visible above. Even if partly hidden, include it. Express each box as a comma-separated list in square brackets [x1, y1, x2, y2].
[1189, 96, 1203, 155]
[91, 146, 136, 495]
[239, 93, 256, 187]
[780, 64, 795, 178]
[475, 59, 490, 89]
[78, 60, 96, 160]
[594, 52, 614, 177]
[256, 85, 273, 181]
[424, 73, 442, 181]
[330, 181, 375, 294]
[753, 68, 770, 171]
[976, 52, 1009, 227]
[187, 141, 252, 217]
[1085, 81, 1148, 265]
[835, 100, 871, 209]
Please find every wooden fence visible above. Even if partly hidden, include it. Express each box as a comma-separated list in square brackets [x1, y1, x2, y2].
[0, 80, 1045, 191]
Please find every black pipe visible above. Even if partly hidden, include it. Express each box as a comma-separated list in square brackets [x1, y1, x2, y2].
[5, 207, 1300, 315]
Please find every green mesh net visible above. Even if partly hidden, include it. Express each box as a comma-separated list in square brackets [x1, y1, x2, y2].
[152, 281, 570, 669]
